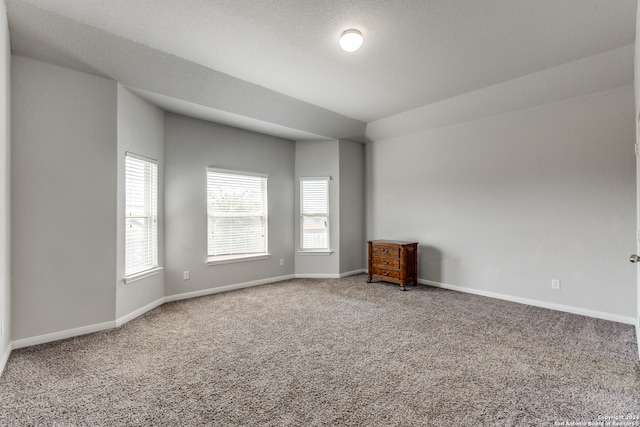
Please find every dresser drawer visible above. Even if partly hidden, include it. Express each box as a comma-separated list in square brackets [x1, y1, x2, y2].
[371, 267, 401, 280]
[372, 256, 400, 270]
[372, 245, 400, 258]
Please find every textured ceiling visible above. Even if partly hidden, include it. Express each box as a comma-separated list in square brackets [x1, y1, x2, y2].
[6, 0, 638, 139]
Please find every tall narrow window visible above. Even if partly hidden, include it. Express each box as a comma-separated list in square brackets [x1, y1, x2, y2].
[207, 168, 268, 263]
[300, 177, 330, 252]
[125, 152, 158, 278]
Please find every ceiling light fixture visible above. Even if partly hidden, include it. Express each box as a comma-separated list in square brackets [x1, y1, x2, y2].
[339, 29, 363, 52]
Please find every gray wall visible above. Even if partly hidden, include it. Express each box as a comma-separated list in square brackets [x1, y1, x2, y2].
[339, 140, 365, 275]
[11, 56, 117, 340]
[634, 0, 640, 341]
[0, 0, 10, 364]
[636, 3, 640, 122]
[164, 113, 295, 296]
[294, 139, 366, 277]
[366, 86, 636, 320]
[116, 85, 165, 319]
[294, 139, 340, 276]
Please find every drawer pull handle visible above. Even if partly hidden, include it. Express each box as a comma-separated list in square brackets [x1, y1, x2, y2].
[381, 271, 389, 276]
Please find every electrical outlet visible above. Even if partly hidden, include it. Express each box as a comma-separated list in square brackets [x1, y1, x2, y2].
[551, 279, 560, 290]
[279, 259, 284, 267]
[183, 271, 190, 281]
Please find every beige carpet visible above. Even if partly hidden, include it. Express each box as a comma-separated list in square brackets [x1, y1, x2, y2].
[0, 275, 638, 426]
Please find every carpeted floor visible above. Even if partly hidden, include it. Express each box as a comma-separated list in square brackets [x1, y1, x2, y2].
[0, 275, 638, 426]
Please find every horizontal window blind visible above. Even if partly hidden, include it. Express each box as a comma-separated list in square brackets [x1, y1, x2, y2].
[125, 153, 158, 277]
[207, 169, 268, 257]
[300, 178, 329, 251]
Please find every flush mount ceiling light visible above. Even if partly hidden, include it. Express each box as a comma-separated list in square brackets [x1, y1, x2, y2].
[339, 29, 363, 52]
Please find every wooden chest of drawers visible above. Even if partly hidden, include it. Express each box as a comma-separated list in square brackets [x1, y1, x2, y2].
[367, 240, 418, 291]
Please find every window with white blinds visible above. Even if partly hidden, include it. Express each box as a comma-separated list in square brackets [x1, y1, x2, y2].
[207, 169, 268, 261]
[300, 177, 330, 251]
[125, 153, 158, 278]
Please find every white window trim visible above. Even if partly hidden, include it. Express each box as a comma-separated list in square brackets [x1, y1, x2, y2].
[299, 176, 331, 253]
[206, 253, 271, 266]
[123, 267, 163, 284]
[207, 167, 269, 263]
[298, 250, 333, 256]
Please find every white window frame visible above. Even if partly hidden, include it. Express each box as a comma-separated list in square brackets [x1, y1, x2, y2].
[124, 152, 160, 282]
[206, 168, 269, 265]
[299, 177, 332, 254]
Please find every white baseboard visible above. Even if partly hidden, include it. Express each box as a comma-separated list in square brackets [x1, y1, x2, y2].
[295, 273, 341, 279]
[340, 269, 367, 278]
[165, 274, 295, 303]
[12, 320, 117, 350]
[0, 342, 12, 377]
[295, 270, 367, 279]
[420, 279, 636, 325]
[115, 297, 165, 327]
[11, 298, 166, 351]
[10, 275, 297, 351]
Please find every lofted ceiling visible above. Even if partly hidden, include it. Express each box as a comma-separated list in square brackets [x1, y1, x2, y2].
[5, 0, 637, 141]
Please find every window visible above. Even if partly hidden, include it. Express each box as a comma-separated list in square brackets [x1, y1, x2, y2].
[300, 177, 330, 252]
[207, 168, 268, 263]
[125, 152, 158, 278]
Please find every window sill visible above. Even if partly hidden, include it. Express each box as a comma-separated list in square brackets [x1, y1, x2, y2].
[207, 253, 271, 266]
[298, 250, 333, 256]
[124, 267, 163, 284]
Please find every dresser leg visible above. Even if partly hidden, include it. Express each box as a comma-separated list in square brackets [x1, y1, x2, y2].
[400, 285, 407, 291]
[366, 278, 372, 283]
